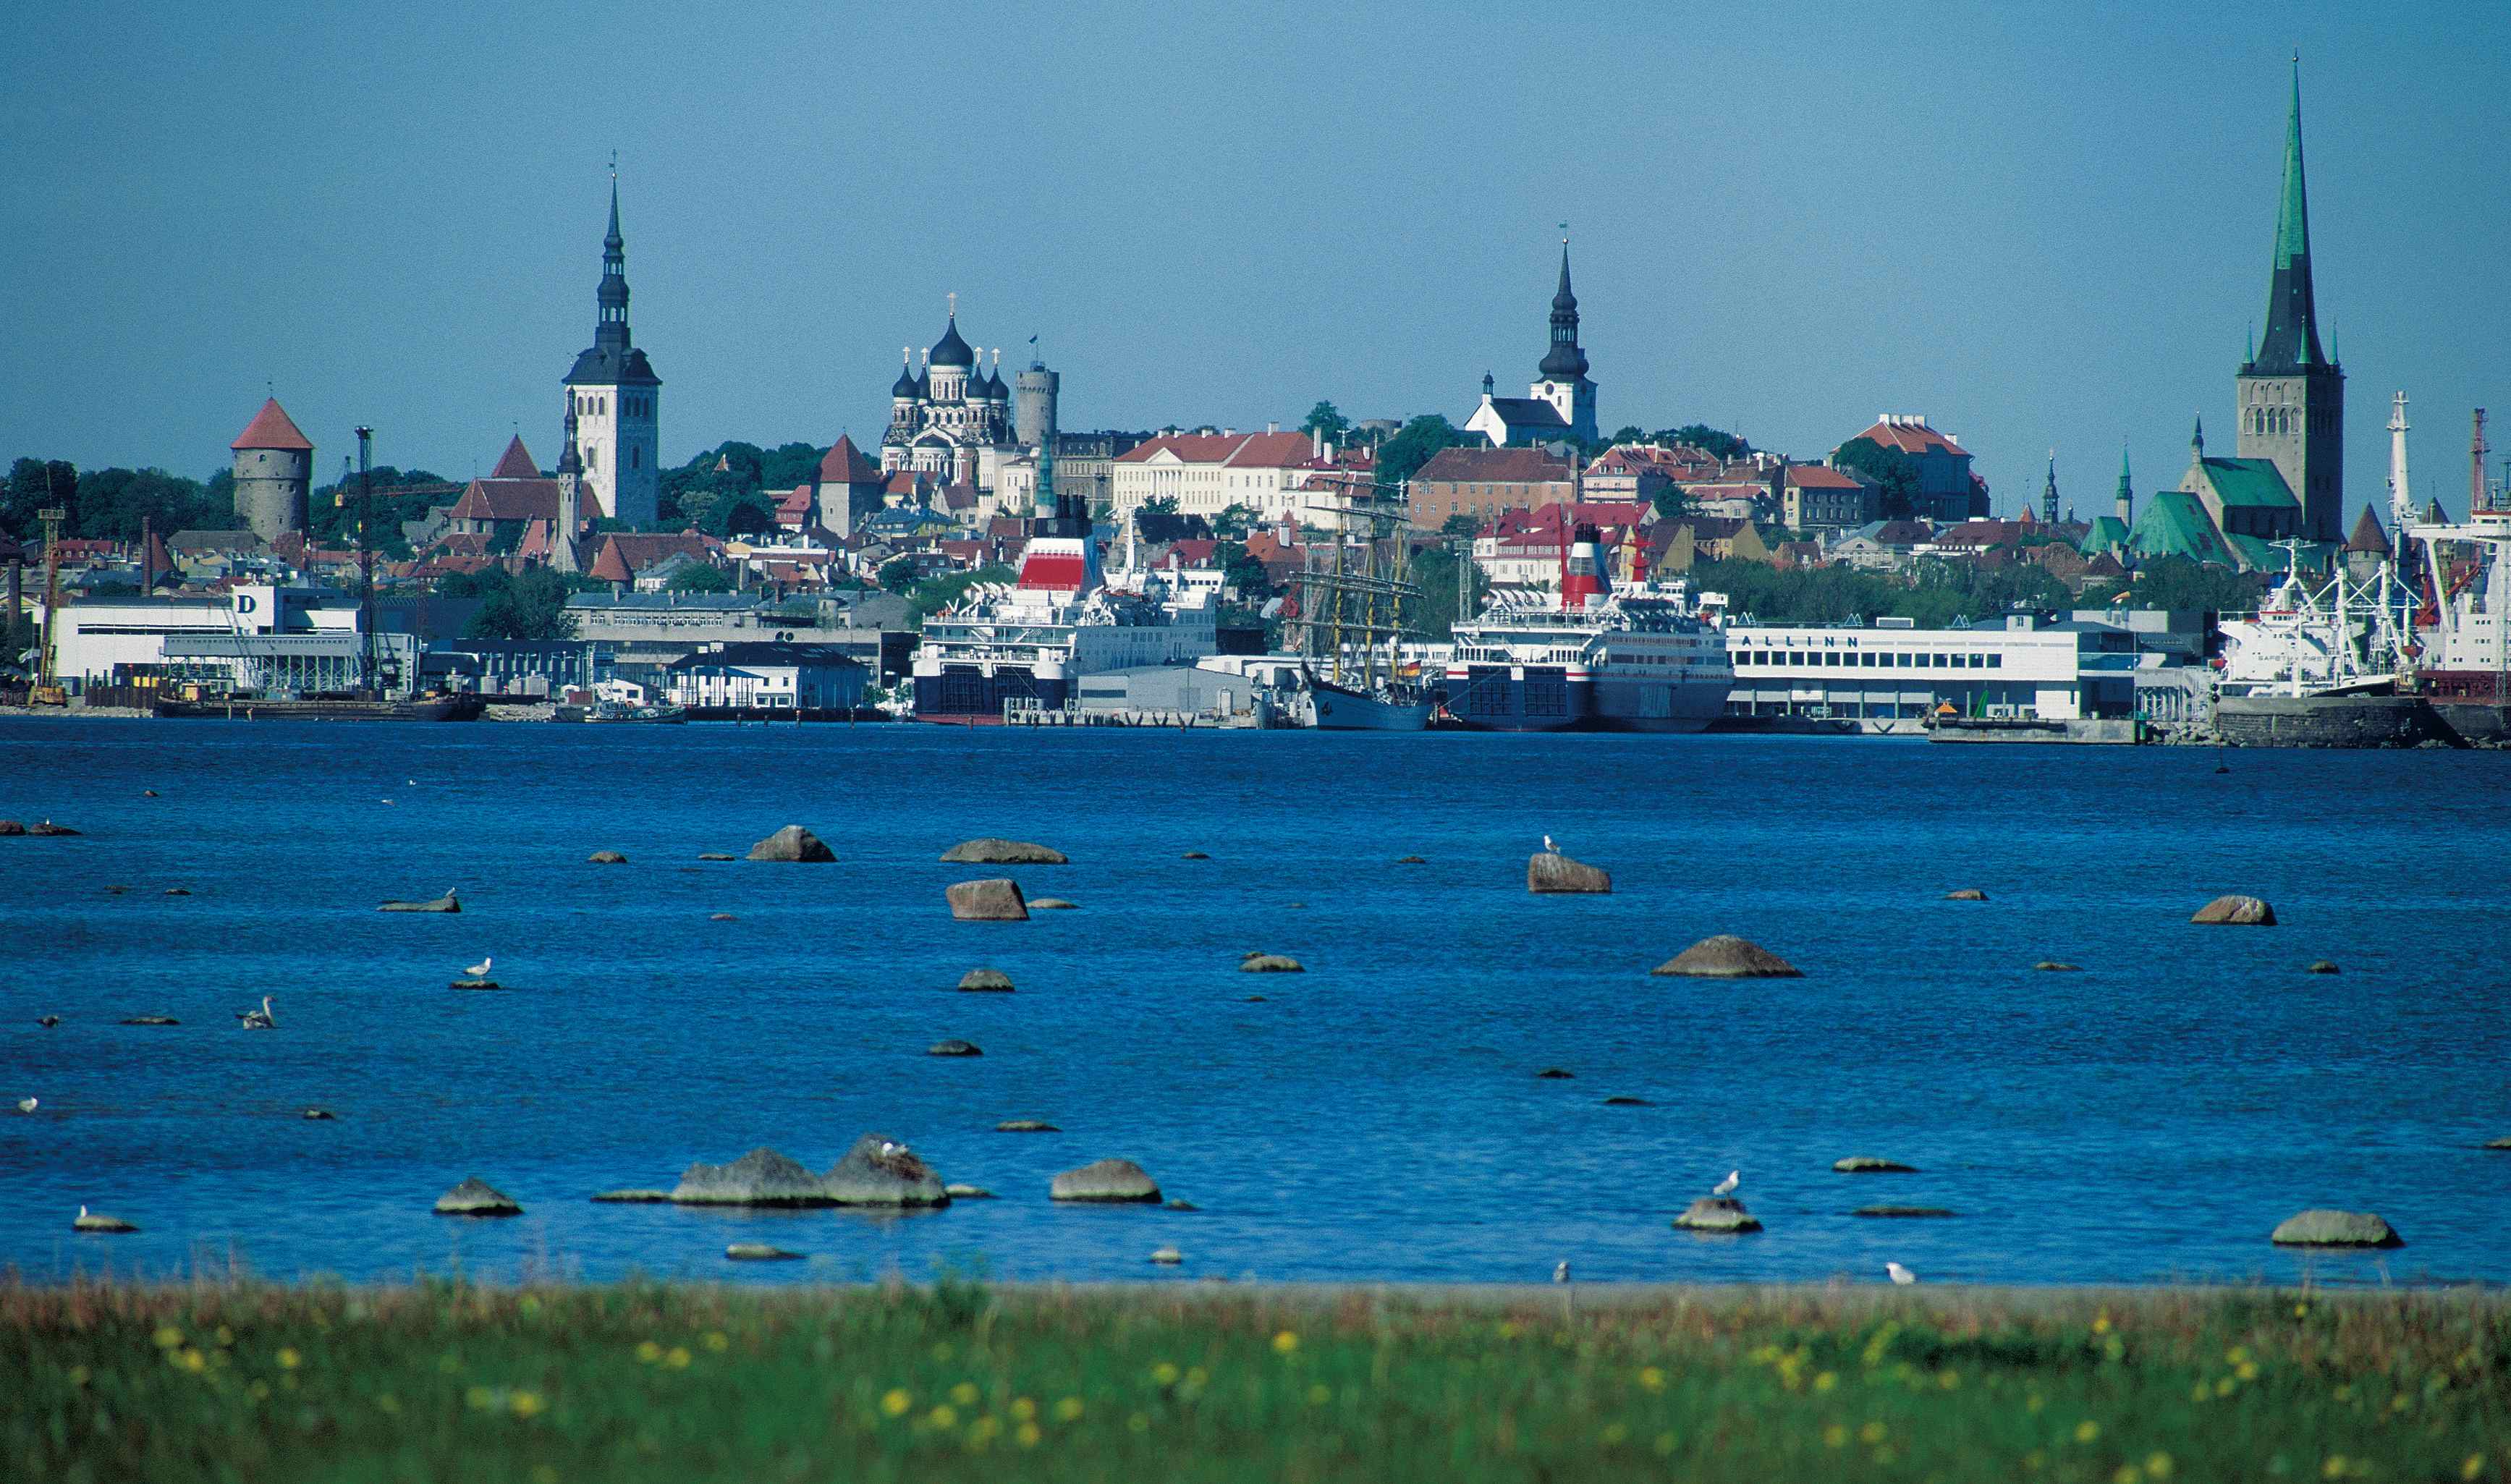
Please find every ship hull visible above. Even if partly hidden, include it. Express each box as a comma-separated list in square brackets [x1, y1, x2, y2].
[912, 669, 1072, 724]
[151, 694, 484, 721]
[1307, 674, 1430, 731]
[2216, 693, 2458, 748]
[1435, 666, 1729, 733]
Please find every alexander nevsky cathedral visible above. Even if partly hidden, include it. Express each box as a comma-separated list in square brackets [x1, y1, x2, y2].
[881, 298, 1056, 494]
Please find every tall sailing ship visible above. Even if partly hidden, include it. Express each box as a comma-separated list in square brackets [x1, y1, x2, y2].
[1287, 480, 1431, 730]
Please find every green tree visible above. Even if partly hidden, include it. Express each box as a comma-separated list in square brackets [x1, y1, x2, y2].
[1301, 402, 1350, 441]
[1440, 512, 1483, 538]
[4, 458, 79, 540]
[1376, 415, 1470, 489]
[1609, 425, 1646, 445]
[1651, 488, 1686, 521]
[69, 467, 225, 543]
[464, 567, 578, 640]
[878, 556, 920, 591]
[1653, 424, 1752, 460]
[310, 465, 454, 559]
[1407, 543, 1489, 638]
[1830, 438, 1921, 520]
[1212, 502, 1257, 540]
[2125, 554, 2266, 614]
[668, 564, 734, 593]
[903, 561, 1017, 629]
[1216, 540, 1274, 601]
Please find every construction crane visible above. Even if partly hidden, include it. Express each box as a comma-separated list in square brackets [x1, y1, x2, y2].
[33, 504, 67, 705]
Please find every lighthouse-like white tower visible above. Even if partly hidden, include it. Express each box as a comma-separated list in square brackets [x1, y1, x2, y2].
[562, 171, 661, 525]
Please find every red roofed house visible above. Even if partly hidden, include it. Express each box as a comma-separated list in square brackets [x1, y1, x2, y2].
[1841, 414, 1990, 522]
[444, 436, 565, 541]
[587, 530, 721, 591]
[1780, 464, 1879, 530]
[229, 397, 315, 545]
[1407, 446, 1579, 531]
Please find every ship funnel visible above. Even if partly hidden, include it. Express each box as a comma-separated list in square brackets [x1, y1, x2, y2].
[1562, 522, 1611, 611]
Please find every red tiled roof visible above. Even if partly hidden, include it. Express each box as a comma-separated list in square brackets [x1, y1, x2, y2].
[491, 436, 539, 480]
[1112, 431, 1320, 469]
[231, 398, 313, 451]
[941, 485, 977, 511]
[819, 434, 883, 484]
[448, 478, 563, 523]
[1414, 446, 1578, 484]
[1850, 419, 1965, 457]
[1784, 465, 1863, 490]
[1167, 538, 1220, 564]
[884, 471, 921, 496]
[588, 532, 716, 585]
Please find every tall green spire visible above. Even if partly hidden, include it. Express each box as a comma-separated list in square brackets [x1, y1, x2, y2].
[2117, 443, 2133, 499]
[2253, 56, 2326, 371]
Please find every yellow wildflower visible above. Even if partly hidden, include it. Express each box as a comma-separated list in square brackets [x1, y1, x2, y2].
[2113, 1467, 2142, 1484]
[703, 1331, 729, 1353]
[928, 1404, 958, 1428]
[1151, 1363, 1180, 1386]
[1813, 1370, 1837, 1393]
[1860, 1421, 1887, 1446]
[177, 1349, 207, 1374]
[1824, 1425, 1849, 1449]
[510, 1391, 545, 1419]
[881, 1389, 912, 1417]
[1016, 1422, 1041, 1448]
[952, 1382, 980, 1406]
[152, 1326, 184, 1349]
[67, 1366, 88, 1388]
[2463, 1457, 2484, 1481]
[1273, 1331, 1300, 1354]
[2147, 1451, 2175, 1477]
[1054, 1396, 1084, 1422]
[1601, 1422, 1627, 1445]
[2092, 1314, 2112, 1334]
[1009, 1397, 1036, 1420]
[2322, 1457, 2348, 1480]
[1639, 1365, 1665, 1391]
[635, 1341, 661, 1364]
[664, 1347, 690, 1370]
[276, 1347, 301, 1370]
[2075, 1420, 2101, 1443]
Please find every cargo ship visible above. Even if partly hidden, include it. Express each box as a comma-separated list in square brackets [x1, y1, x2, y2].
[151, 692, 485, 721]
[1435, 525, 1732, 732]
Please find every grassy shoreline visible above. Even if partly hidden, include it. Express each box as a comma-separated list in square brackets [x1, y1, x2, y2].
[6, 1281, 2504, 1482]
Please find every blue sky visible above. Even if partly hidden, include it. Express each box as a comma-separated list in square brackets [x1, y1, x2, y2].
[3, 1, 2504, 521]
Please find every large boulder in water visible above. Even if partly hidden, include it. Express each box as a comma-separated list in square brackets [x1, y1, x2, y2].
[823, 1134, 951, 1206]
[942, 838, 1068, 865]
[0, 821, 24, 836]
[2269, 1209, 2402, 1248]
[2192, 894, 2276, 925]
[671, 1148, 834, 1207]
[379, 893, 459, 913]
[1674, 1197, 1761, 1233]
[958, 967, 1015, 992]
[948, 878, 1028, 921]
[27, 821, 80, 836]
[1832, 1156, 1920, 1174]
[1240, 954, 1303, 973]
[748, 826, 835, 862]
[433, 1177, 521, 1217]
[1051, 1158, 1163, 1203]
[1528, 852, 1611, 894]
[1653, 936, 1802, 978]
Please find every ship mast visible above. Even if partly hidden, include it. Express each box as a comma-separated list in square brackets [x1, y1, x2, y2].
[355, 426, 376, 698]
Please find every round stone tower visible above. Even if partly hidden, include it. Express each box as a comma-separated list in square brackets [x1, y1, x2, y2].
[1013, 357, 1059, 450]
[229, 397, 313, 543]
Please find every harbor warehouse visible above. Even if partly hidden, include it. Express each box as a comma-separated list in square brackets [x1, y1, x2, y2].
[664, 642, 867, 713]
[1724, 613, 2154, 728]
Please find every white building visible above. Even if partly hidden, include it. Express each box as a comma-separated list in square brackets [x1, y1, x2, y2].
[46, 584, 366, 689]
[664, 641, 868, 713]
[561, 177, 661, 525]
[1723, 613, 2145, 731]
[1108, 430, 1325, 525]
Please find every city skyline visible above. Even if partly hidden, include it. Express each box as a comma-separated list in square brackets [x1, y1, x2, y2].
[4, 3, 2506, 522]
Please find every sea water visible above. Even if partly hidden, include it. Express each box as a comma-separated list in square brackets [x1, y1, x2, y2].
[3, 719, 2505, 1287]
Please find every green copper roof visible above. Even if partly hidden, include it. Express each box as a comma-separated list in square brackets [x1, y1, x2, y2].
[2197, 456, 2298, 509]
[2078, 515, 2130, 556]
[2130, 490, 2235, 567]
[2276, 63, 2310, 269]
[2251, 62, 2328, 373]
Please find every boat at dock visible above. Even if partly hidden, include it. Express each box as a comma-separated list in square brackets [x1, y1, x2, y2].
[151, 692, 484, 721]
[1436, 525, 1733, 732]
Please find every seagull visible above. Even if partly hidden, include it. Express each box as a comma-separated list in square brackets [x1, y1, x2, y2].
[15, 1097, 35, 1114]
[237, 996, 276, 1030]
[1542, 833, 1557, 854]
[37, 1015, 58, 1028]
[1712, 1169, 1740, 1198]
[465, 956, 493, 978]
[878, 1140, 905, 1161]
[406, 779, 417, 786]
[1553, 1260, 1570, 1284]
[1887, 1262, 1918, 1286]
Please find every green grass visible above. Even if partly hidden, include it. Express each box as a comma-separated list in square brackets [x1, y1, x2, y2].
[4, 1281, 2506, 1482]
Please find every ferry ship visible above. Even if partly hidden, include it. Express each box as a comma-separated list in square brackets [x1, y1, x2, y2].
[1436, 525, 1733, 732]
[910, 475, 1216, 722]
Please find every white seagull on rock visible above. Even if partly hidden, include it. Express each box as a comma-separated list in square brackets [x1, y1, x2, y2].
[1711, 1169, 1740, 1198]
[465, 956, 493, 979]
[1542, 834, 1557, 854]
[1887, 1262, 1918, 1286]
[15, 1097, 35, 1114]
[237, 996, 275, 1030]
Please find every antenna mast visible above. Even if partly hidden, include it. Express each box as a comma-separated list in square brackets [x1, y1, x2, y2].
[355, 426, 377, 698]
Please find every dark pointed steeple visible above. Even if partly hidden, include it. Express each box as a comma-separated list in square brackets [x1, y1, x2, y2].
[1538, 240, 1588, 381]
[566, 168, 658, 390]
[2041, 451, 2059, 524]
[2251, 59, 2326, 373]
[557, 399, 583, 477]
[2114, 442, 2133, 525]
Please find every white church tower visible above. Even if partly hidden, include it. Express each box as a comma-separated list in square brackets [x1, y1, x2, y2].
[562, 171, 661, 526]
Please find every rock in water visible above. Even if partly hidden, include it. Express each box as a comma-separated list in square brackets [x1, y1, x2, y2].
[379, 894, 460, 912]
[709, 913, 736, 922]
[958, 968, 1015, 992]
[726, 1243, 803, 1261]
[2269, 1209, 2403, 1248]
[1397, 855, 1426, 864]
[590, 1190, 672, 1203]
[2486, 1136, 2511, 1151]
[996, 1119, 1059, 1133]
[1833, 1156, 1920, 1174]
[941, 838, 1068, 865]
[747, 826, 835, 863]
[588, 850, 627, 864]
[72, 1209, 137, 1233]
[698, 853, 736, 861]
[1149, 1247, 1182, 1265]
[1181, 851, 1211, 860]
[947, 878, 1028, 921]
[823, 1134, 951, 1206]
[449, 979, 503, 991]
[1050, 1158, 1163, 1203]
[1674, 1197, 1762, 1233]
[2307, 960, 2340, 974]
[301, 1108, 336, 1121]
[28, 822, 80, 836]
[927, 1039, 983, 1057]
[1603, 1095, 1653, 1106]
[1855, 1206, 1957, 1219]
[1240, 954, 1303, 973]
[0, 821, 22, 835]
[944, 1184, 996, 1200]
[1527, 852, 1612, 894]
[433, 1178, 522, 1217]
[672, 1149, 834, 1207]
[1944, 889, 1989, 901]
[2032, 962, 2083, 972]
[2191, 894, 2277, 925]
[1653, 936, 1803, 978]
[1030, 897, 1079, 910]
[120, 1016, 179, 1026]
[1535, 1067, 1575, 1080]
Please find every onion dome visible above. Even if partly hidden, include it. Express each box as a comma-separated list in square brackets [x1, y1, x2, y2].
[928, 314, 975, 368]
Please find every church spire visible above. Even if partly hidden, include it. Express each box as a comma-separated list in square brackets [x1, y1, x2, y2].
[2114, 441, 2133, 525]
[596, 166, 630, 352]
[1538, 235, 1587, 381]
[2253, 58, 2326, 372]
